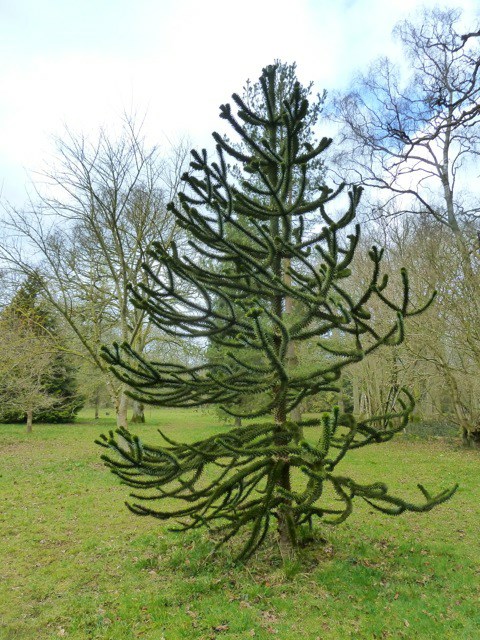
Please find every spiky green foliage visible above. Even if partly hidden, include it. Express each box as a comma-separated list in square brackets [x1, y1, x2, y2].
[206, 61, 327, 420]
[98, 64, 457, 562]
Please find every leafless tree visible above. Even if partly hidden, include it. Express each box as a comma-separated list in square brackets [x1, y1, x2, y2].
[1, 119, 190, 427]
[331, 7, 480, 445]
[332, 8, 479, 234]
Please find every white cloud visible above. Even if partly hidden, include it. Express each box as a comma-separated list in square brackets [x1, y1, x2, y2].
[0, 0, 477, 205]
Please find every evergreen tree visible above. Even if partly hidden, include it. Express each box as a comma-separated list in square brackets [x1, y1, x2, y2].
[98, 64, 456, 562]
[0, 273, 83, 424]
[208, 61, 327, 423]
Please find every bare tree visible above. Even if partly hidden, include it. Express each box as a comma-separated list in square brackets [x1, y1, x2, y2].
[331, 7, 480, 445]
[346, 213, 480, 445]
[399, 216, 480, 445]
[332, 7, 479, 237]
[1, 119, 189, 427]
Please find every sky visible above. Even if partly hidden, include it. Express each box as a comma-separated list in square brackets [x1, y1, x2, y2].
[0, 0, 477, 207]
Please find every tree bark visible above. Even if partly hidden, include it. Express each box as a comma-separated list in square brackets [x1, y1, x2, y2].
[131, 400, 145, 424]
[353, 377, 361, 415]
[443, 368, 478, 448]
[115, 392, 128, 428]
[267, 73, 297, 554]
[94, 390, 100, 420]
[26, 408, 33, 433]
[284, 257, 303, 426]
[463, 427, 480, 449]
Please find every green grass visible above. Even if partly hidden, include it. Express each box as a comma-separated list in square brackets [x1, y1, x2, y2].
[1, 408, 479, 639]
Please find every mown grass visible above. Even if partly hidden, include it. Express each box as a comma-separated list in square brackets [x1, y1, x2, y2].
[1, 408, 479, 639]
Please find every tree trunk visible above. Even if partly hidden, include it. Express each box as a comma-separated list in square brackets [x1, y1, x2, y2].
[26, 408, 33, 433]
[94, 390, 100, 420]
[284, 260, 303, 427]
[461, 422, 480, 449]
[353, 377, 361, 415]
[444, 370, 477, 448]
[274, 400, 297, 554]
[107, 378, 129, 429]
[290, 405, 302, 423]
[115, 392, 128, 428]
[268, 80, 297, 556]
[131, 400, 145, 424]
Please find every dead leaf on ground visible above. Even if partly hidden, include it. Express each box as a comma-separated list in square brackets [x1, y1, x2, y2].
[261, 610, 278, 622]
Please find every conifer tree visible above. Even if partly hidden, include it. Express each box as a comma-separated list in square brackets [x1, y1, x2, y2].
[98, 64, 457, 562]
[207, 61, 326, 423]
[0, 273, 83, 424]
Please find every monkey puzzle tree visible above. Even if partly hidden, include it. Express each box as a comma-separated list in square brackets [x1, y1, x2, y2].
[208, 60, 327, 424]
[97, 64, 456, 562]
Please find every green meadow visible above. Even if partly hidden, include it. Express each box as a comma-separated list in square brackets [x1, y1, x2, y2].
[1, 409, 479, 639]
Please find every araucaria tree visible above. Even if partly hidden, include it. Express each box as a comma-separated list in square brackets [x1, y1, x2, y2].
[98, 65, 456, 562]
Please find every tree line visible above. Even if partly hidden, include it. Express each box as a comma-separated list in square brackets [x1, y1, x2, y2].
[0, 6, 478, 447]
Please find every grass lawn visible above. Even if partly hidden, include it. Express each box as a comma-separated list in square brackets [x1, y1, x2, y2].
[1, 408, 479, 639]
